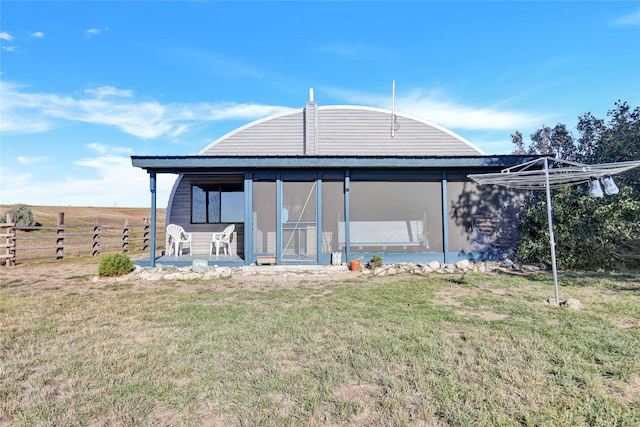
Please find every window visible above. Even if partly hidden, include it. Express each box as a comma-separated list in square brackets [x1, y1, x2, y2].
[192, 184, 244, 223]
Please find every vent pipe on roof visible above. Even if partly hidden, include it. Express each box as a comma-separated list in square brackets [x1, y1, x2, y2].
[391, 80, 399, 137]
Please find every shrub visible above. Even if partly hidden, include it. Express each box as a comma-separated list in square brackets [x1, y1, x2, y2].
[517, 185, 640, 270]
[99, 253, 134, 277]
[368, 255, 383, 269]
[3, 204, 36, 227]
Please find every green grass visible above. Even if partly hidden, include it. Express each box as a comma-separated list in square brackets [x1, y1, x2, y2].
[1, 271, 639, 426]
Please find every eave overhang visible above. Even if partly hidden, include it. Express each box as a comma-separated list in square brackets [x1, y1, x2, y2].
[131, 155, 541, 174]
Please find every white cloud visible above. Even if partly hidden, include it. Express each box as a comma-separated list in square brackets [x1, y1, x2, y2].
[0, 32, 13, 41]
[17, 156, 46, 165]
[87, 142, 133, 155]
[87, 142, 108, 154]
[31, 32, 45, 38]
[0, 80, 292, 138]
[86, 28, 102, 37]
[85, 86, 133, 99]
[612, 7, 640, 26]
[327, 86, 547, 131]
[1, 46, 17, 52]
[0, 152, 174, 208]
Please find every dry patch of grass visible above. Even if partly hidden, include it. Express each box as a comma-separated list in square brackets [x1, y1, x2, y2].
[1, 262, 639, 426]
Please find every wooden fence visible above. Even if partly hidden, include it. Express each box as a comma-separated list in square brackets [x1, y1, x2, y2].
[1, 212, 163, 266]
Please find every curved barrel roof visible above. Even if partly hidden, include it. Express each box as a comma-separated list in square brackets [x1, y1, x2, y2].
[200, 105, 484, 156]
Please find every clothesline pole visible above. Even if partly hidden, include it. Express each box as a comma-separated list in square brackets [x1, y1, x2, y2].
[543, 158, 560, 303]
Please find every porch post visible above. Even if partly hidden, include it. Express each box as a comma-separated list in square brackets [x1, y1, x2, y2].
[316, 174, 323, 264]
[441, 174, 449, 264]
[276, 175, 282, 264]
[244, 173, 253, 266]
[149, 170, 157, 267]
[344, 170, 351, 262]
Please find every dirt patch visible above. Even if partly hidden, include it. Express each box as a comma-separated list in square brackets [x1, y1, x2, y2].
[429, 286, 478, 307]
[609, 374, 640, 404]
[610, 317, 638, 329]
[333, 382, 379, 402]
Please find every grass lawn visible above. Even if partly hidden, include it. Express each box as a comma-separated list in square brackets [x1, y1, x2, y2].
[1, 265, 639, 426]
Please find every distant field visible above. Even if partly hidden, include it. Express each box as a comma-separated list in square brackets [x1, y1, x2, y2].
[0, 205, 167, 227]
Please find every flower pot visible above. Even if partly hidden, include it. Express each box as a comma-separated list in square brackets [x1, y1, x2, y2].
[349, 260, 361, 271]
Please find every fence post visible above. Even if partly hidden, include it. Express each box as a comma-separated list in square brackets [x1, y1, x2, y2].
[5, 213, 16, 267]
[143, 218, 150, 251]
[56, 212, 65, 260]
[92, 219, 100, 256]
[122, 218, 129, 253]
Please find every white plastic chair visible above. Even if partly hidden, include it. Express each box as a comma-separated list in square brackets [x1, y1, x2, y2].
[210, 224, 235, 256]
[166, 224, 192, 256]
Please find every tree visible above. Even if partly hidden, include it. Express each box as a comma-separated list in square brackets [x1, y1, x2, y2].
[512, 101, 640, 270]
[2, 204, 36, 228]
[578, 101, 640, 191]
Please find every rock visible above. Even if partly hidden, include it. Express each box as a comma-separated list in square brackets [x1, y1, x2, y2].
[218, 267, 233, 278]
[420, 265, 433, 274]
[565, 298, 583, 310]
[203, 270, 221, 279]
[544, 298, 560, 307]
[373, 267, 385, 276]
[192, 259, 209, 273]
[427, 260, 441, 271]
[455, 259, 471, 270]
[144, 271, 165, 281]
[500, 259, 516, 269]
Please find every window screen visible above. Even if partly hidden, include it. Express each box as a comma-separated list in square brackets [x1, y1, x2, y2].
[348, 181, 442, 253]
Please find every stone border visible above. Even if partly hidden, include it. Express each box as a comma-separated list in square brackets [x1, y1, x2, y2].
[93, 259, 543, 283]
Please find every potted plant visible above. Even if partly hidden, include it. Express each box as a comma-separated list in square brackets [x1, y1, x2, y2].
[367, 255, 383, 270]
[349, 257, 362, 271]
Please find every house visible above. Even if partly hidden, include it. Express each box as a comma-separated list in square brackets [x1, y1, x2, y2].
[132, 91, 535, 267]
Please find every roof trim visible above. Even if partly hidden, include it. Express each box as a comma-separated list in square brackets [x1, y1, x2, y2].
[132, 155, 539, 174]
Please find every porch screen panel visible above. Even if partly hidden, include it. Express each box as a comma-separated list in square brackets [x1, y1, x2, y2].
[253, 181, 276, 254]
[321, 181, 345, 253]
[349, 181, 442, 253]
[447, 181, 522, 254]
[282, 181, 317, 261]
[447, 181, 478, 252]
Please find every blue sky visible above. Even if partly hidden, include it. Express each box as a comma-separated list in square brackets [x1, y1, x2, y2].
[1, 1, 639, 208]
